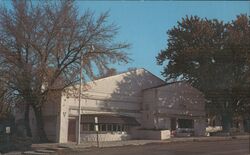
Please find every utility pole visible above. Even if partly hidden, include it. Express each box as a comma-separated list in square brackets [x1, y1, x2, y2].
[77, 52, 83, 145]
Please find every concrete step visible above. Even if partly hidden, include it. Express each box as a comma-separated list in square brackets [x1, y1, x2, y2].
[46, 147, 65, 151]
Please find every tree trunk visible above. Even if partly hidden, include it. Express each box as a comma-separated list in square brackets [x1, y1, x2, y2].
[32, 105, 48, 143]
[24, 104, 32, 137]
[221, 113, 232, 133]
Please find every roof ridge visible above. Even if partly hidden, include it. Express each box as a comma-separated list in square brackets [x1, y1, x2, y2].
[143, 80, 187, 91]
[87, 68, 164, 84]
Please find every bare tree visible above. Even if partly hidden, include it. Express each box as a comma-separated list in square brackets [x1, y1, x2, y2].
[0, 81, 11, 120]
[97, 68, 118, 78]
[0, 0, 130, 142]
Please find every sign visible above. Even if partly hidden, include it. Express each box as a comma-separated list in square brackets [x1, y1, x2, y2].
[5, 126, 10, 134]
[94, 117, 98, 131]
[94, 116, 99, 147]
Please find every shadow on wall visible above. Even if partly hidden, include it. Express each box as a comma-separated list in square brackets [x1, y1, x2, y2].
[89, 69, 165, 128]
[96, 68, 205, 120]
[155, 82, 206, 116]
[111, 69, 161, 96]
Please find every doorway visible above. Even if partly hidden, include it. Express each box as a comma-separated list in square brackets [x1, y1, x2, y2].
[68, 118, 76, 142]
[171, 118, 176, 130]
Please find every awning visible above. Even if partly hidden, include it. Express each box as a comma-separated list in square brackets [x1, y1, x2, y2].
[81, 114, 140, 126]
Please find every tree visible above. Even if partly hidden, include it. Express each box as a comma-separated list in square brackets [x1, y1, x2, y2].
[0, 1, 130, 142]
[0, 76, 17, 132]
[0, 81, 11, 120]
[156, 15, 250, 132]
[97, 68, 118, 78]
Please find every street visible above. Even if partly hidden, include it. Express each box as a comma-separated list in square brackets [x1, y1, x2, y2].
[62, 139, 250, 155]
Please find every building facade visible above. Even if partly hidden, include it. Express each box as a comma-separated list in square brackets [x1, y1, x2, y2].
[141, 82, 206, 137]
[16, 68, 206, 143]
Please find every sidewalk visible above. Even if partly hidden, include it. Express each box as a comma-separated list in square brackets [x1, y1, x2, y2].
[170, 135, 249, 142]
[31, 134, 249, 150]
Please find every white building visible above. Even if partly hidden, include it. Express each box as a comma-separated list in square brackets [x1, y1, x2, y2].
[17, 68, 206, 143]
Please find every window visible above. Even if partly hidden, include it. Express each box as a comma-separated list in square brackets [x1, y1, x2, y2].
[82, 124, 89, 131]
[121, 125, 125, 131]
[101, 124, 106, 131]
[89, 124, 95, 131]
[117, 124, 121, 131]
[178, 119, 194, 128]
[81, 123, 129, 132]
[112, 124, 117, 131]
[107, 124, 112, 131]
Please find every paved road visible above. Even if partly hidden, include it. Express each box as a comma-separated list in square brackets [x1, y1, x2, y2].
[62, 139, 250, 155]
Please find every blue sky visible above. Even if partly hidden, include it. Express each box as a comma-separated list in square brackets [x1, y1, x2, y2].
[1, 1, 249, 79]
[75, 1, 249, 79]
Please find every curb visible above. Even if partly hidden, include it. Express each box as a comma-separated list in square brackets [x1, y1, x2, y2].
[169, 135, 249, 143]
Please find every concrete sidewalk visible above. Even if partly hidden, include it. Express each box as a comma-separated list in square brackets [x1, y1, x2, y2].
[31, 134, 250, 150]
[170, 135, 249, 142]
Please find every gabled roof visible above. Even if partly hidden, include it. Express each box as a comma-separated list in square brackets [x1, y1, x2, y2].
[143, 80, 204, 97]
[65, 68, 166, 93]
[87, 68, 165, 84]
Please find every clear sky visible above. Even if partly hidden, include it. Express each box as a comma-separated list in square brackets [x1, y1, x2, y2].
[1, 1, 249, 79]
[75, 1, 249, 79]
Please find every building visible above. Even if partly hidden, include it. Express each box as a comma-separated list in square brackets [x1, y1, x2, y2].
[16, 68, 206, 143]
[141, 81, 206, 137]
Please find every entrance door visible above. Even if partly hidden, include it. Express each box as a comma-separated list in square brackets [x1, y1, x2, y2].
[68, 118, 76, 142]
[170, 118, 177, 130]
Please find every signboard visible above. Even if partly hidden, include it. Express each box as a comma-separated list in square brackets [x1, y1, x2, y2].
[94, 116, 100, 147]
[5, 126, 10, 134]
[95, 117, 98, 131]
